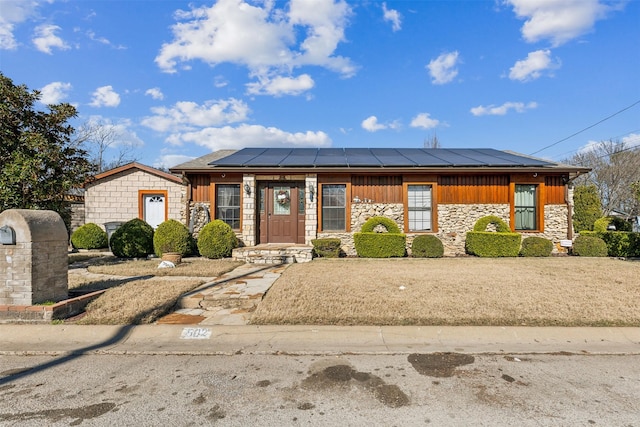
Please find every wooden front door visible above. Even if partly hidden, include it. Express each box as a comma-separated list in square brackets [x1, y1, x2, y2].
[258, 182, 305, 244]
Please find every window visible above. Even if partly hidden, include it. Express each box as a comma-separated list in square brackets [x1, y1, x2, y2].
[322, 184, 346, 231]
[216, 184, 240, 229]
[407, 185, 432, 231]
[515, 184, 537, 230]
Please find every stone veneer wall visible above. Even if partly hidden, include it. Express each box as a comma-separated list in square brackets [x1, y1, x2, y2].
[304, 175, 318, 244]
[318, 202, 570, 256]
[242, 175, 256, 247]
[85, 169, 185, 229]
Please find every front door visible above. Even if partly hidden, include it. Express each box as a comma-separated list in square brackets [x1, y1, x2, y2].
[143, 193, 165, 229]
[258, 182, 305, 244]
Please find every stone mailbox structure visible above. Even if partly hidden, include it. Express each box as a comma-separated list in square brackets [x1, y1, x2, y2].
[0, 209, 68, 306]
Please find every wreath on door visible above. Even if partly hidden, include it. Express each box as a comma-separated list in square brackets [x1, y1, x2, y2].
[276, 189, 290, 206]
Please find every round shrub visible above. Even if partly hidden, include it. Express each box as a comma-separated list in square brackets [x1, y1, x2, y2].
[153, 219, 191, 257]
[109, 218, 154, 258]
[572, 235, 608, 257]
[473, 215, 511, 232]
[197, 220, 238, 259]
[411, 235, 444, 258]
[70, 223, 108, 250]
[360, 216, 401, 233]
[519, 236, 553, 257]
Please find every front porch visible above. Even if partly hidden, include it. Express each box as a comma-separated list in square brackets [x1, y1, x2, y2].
[232, 244, 314, 264]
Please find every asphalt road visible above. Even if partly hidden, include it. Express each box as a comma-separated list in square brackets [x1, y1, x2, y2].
[1, 353, 638, 426]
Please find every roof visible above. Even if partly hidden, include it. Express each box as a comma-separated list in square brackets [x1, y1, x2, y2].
[89, 162, 183, 185]
[170, 148, 591, 175]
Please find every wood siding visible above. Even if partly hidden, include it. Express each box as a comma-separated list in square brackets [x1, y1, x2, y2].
[545, 176, 566, 204]
[438, 175, 509, 204]
[190, 174, 211, 202]
[351, 175, 402, 203]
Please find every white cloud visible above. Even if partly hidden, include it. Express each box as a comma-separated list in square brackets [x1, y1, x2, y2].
[39, 81, 72, 104]
[84, 116, 145, 149]
[410, 113, 440, 130]
[155, 0, 355, 96]
[145, 87, 164, 100]
[32, 24, 70, 54]
[0, 0, 39, 50]
[246, 74, 315, 96]
[509, 49, 559, 81]
[170, 124, 332, 150]
[141, 98, 250, 132]
[89, 85, 121, 108]
[427, 51, 460, 85]
[504, 0, 618, 46]
[470, 101, 538, 116]
[382, 3, 402, 32]
[362, 116, 386, 132]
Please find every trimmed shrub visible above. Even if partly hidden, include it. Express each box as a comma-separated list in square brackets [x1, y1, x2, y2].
[360, 216, 401, 233]
[473, 215, 511, 233]
[572, 235, 608, 257]
[70, 223, 108, 250]
[609, 217, 632, 232]
[109, 218, 154, 258]
[465, 232, 521, 257]
[311, 238, 342, 258]
[519, 236, 553, 257]
[354, 233, 406, 258]
[411, 235, 444, 258]
[197, 220, 238, 259]
[593, 217, 611, 233]
[572, 185, 602, 233]
[153, 219, 191, 257]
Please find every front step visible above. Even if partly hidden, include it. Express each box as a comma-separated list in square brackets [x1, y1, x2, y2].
[232, 245, 313, 264]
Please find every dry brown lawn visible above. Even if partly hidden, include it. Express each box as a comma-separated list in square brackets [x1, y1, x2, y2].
[85, 258, 244, 277]
[251, 257, 640, 326]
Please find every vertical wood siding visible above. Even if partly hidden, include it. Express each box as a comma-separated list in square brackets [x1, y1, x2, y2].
[190, 174, 211, 202]
[545, 176, 566, 204]
[438, 175, 509, 204]
[351, 175, 403, 203]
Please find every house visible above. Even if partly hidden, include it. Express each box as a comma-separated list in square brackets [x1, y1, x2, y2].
[84, 162, 186, 231]
[170, 148, 590, 256]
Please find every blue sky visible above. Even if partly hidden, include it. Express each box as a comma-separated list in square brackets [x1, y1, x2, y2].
[2, 0, 639, 169]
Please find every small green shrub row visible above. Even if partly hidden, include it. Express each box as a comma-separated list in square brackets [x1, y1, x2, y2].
[578, 231, 640, 257]
[354, 233, 406, 258]
[311, 238, 342, 258]
[465, 232, 522, 257]
[519, 236, 553, 257]
[110, 218, 154, 258]
[593, 216, 632, 233]
[197, 219, 238, 259]
[572, 235, 608, 257]
[70, 223, 108, 250]
[411, 235, 444, 258]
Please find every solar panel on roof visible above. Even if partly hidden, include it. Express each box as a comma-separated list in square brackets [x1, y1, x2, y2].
[370, 148, 417, 167]
[244, 148, 292, 166]
[210, 147, 266, 166]
[344, 148, 382, 166]
[278, 148, 319, 166]
[314, 148, 348, 166]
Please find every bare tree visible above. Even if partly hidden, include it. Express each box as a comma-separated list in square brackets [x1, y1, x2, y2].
[73, 119, 139, 173]
[423, 132, 441, 148]
[566, 139, 640, 216]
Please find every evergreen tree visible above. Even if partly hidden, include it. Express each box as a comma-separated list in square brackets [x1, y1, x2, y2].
[573, 185, 603, 233]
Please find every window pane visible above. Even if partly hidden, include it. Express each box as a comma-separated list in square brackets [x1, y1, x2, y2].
[322, 184, 346, 231]
[408, 185, 432, 231]
[273, 186, 291, 215]
[216, 184, 241, 229]
[515, 184, 537, 230]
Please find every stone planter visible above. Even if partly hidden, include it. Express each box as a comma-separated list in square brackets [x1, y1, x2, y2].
[161, 252, 182, 264]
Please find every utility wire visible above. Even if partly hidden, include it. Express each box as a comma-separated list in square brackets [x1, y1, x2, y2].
[530, 99, 640, 156]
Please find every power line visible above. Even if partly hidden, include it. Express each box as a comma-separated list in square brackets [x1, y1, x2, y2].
[551, 129, 640, 160]
[530, 99, 640, 156]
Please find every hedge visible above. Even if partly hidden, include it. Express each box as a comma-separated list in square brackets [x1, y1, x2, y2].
[572, 235, 608, 257]
[465, 232, 521, 257]
[519, 236, 553, 257]
[360, 216, 401, 233]
[578, 231, 640, 257]
[411, 235, 444, 258]
[354, 233, 406, 258]
[472, 215, 511, 233]
[311, 238, 342, 258]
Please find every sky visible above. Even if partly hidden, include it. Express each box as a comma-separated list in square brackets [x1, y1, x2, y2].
[1, 0, 639, 169]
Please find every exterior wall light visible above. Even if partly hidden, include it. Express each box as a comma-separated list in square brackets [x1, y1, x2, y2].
[308, 184, 315, 202]
[243, 182, 252, 196]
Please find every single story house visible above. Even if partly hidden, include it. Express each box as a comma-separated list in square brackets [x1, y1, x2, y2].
[170, 148, 590, 256]
[84, 162, 186, 230]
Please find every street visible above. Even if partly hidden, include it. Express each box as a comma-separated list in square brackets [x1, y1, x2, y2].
[1, 353, 638, 426]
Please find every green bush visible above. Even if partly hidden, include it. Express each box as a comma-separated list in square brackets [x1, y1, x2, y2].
[572, 185, 602, 232]
[579, 231, 640, 257]
[411, 235, 444, 258]
[360, 216, 401, 233]
[473, 215, 511, 232]
[609, 217, 632, 232]
[197, 220, 238, 259]
[519, 236, 553, 257]
[354, 233, 406, 258]
[70, 223, 108, 250]
[593, 217, 611, 233]
[465, 232, 521, 257]
[109, 218, 154, 258]
[572, 235, 608, 257]
[153, 219, 191, 257]
[311, 238, 342, 258]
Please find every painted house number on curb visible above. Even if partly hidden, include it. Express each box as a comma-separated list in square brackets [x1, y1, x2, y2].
[180, 327, 212, 339]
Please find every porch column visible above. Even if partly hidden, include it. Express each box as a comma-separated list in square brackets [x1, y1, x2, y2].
[242, 174, 256, 246]
[305, 174, 318, 245]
